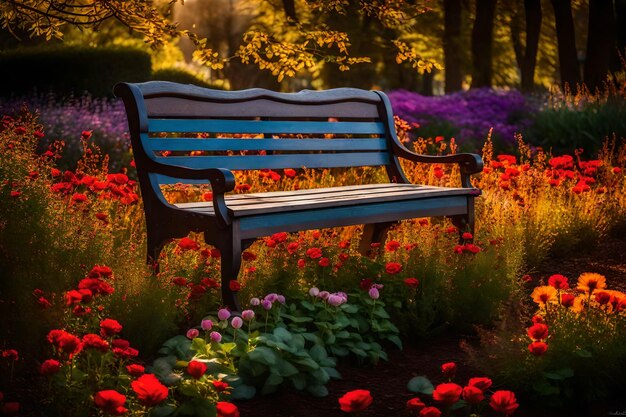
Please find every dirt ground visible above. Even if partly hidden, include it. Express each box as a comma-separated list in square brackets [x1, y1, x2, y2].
[237, 233, 626, 417]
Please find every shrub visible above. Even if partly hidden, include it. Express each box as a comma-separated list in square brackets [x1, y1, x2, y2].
[0, 46, 151, 97]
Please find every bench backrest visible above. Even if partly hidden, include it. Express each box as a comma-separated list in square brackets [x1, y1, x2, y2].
[114, 82, 406, 187]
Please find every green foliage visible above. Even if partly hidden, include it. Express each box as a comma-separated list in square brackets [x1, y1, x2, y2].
[0, 45, 151, 97]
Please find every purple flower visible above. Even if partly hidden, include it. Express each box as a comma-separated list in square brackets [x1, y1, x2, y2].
[318, 291, 330, 300]
[264, 293, 278, 303]
[217, 308, 231, 321]
[368, 287, 380, 300]
[276, 295, 286, 304]
[327, 294, 344, 306]
[210, 331, 222, 343]
[231, 317, 243, 329]
[201, 319, 213, 331]
[186, 328, 199, 339]
[309, 287, 320, 297]
[250, 297, 261, 306]
[261, 299, 273, 310]
[241, 310, 255, 321]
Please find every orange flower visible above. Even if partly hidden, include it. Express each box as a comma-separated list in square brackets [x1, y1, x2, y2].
[576, 273, 606, 294]
[531, 286, 557, 305]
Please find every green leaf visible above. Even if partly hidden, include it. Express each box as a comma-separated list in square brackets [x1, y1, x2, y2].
[543, 368, 574, 380]
[150, 404, 176, 417]
[248, 346, 278, 366]
[451, 400, 467, 410]
[575, 348, 592, 358]
[281, 313, 313, 323]
[301, 333, 322, 344]
[290, 373, 306, 390]
[231, 384, 256, 400]
[324, 366, 341, 379]
[340, 304, 358, 314]
[330, 346, 349, 356]
[387, 335, 403, 349]
[294, 357, 320, 370]
[273, 327, 293, 343]
[191, 337, 207, 353]
[306, 384, 329, 397]
[407, 376, 434, 395]
[300, 300, 315, 311]
[373, 306, 390, 318]
[266, 372, 284, 386]
[533, 380, 560, 396]
[277, 360, 299, 377]
[309, 344, 327, 362]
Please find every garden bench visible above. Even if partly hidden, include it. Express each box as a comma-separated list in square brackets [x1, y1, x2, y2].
[114, 81, 483, 311]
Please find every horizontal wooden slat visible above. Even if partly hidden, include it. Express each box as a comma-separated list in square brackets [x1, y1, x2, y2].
[174, 184, 476, 217]
[148, 119, 386, 134]
[144, 137, 388, 152]
[153, 152, 391, 170]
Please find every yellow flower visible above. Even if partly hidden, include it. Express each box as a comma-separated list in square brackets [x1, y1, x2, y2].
[531, 285, 557, 305]
[570, 295, 587, 313]
[576, 273, 607, 294]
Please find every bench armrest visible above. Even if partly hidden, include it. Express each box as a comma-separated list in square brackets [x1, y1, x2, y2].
[148, 162, 236, 228]
[394, 146, 484, 188]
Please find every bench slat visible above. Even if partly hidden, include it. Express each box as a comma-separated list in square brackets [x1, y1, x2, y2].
[175, 184, 475, 217]
[154, 152, 391, 170]
[148, 119, 386, 134]
[145, 137, 388, 152]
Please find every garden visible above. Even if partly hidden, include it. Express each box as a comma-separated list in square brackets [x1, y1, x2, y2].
[1, 1, 626, 417]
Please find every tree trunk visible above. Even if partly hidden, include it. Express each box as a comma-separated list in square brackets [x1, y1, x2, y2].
[616, 0, 626, 65]
[584, 0, 617, 90]
[471, 0, 497, 88]
[511, 0, 542, 92]
[443, 0, 463, 92]
[550, 0, 581, 88]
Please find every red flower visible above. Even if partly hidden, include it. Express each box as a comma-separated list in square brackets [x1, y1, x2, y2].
[461, 232, 473, 240]
[131, 374, 168, 406]
[40, 359, 61, 376]
[419, 406, 442, 417]
[404, 278, 420, 288]
[418, 219, 429, 226]
[216, 402, 240, 417]
[89, 265, 113, 278]
[126, 364, 145, 377]
[441, 362, 456, 378]
[229, 280, 241, 292]
[548, 274, 569, 289]
[406, 397, 425, 411]
[359, 278, 373, 291]
[489, 390, 519, 415]
[187, 360, 207, 379]
[213, 380, 230, 392]
[338, 389, 373, 413]
[284, 168, 297, 178]
[385, 240, 401, 252]
[95, 212, 108, 222]
[287, 242, 300, 254]
[385, 262, 403, 274]
[560, 293, 575, 307]
[306, 247, 323, 259]
[531, 315, 544, 324]
[595, 291, 611, 305]
[318, 257, 330, 267]
[527, 323, 548, 340]
[173, 277, 188, 286]
[0, 402, 20, 416]
[432, 383, 462, 405]
[528, 341, 548, 356]
[71, 193, 88, 203]
[57, 332, 82, 356]
[100, 318, 123, 337]
[468, 377, 492, 392]
[462, 385, 484, 404]
[82, 130, 93, 139]
[297, 259, 306, 268]
[613, 167, 622, 174]
[435, 136, 444, 143]
[94, 390, 127, 415]
[242, 251, 257, 261]
[83, 334, 109, 352]
[178, 237, 200, 251]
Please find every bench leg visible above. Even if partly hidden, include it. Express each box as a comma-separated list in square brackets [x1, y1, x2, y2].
[359, 222, 394, 256]
[146, 232, 169, 274]
[450, 199, 475, 243]
[219, 238, 243, 312]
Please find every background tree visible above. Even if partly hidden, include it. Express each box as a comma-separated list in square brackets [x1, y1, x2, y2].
[583, 0, 617, 90]
[443, 0, 464, 92]
[509, 0, 543, 92]
[471, 0, 497, 88]
[550, 0, 582, 87]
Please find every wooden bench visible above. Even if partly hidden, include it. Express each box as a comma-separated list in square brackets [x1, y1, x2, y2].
[114, 81, 483, 311]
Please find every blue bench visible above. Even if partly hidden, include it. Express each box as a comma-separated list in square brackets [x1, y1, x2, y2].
[114, 81, 483, 310]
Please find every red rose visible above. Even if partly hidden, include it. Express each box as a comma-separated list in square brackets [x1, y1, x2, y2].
[213, 380, 230, 392]
[359, 278, 373, 291]
[441, 362, 456, 378]
[94, 390, 127, 415]
[187, 360, 207, 379]
[318, 257, 330, 267]
[548, 274, 569, 289]
[468, 377, 492, 392]
[100, 318, 123, 337]
[112, 339, 130, 349]
[284, 168, 297, 178]
[528, 341, 548, 356]
[89, 265, 113, 278]
[305, 247, 322, 259]
[385, 262, 403, 274]
[527, 323, 548, 340]
[40, 359, 61, 376]
[58, 332, 82, 356]
[271, 232, 288, 243]
[178, 237, 200, 251]
[287, 242, 300, 254]
[126, 364, 145, 377]
[216, 402, 240, 417]
[404, 278, 420, 288]
[131, 374, 168, 406]
[338, 389, 373, 413]
[432, 383, 462, 405]
[0, 402, 20, 416]
[2, 349, 18, 361]
[406, 397, 425, 411]
[229, 280, 241, 292]
[71, 193, 88, 203]
[489, 390, 519, 415]
[385, 240, 401, 252]
[297, 259, 306, 268]
[462, 385, 484, 404]
[419, 406, 442, 417]
[172, 277, 188, 286]
[83, 334, 109, 352]
[461, 232, 473, 240]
